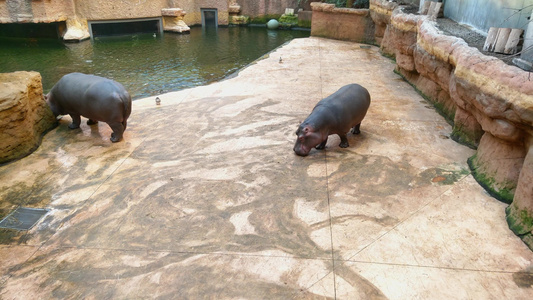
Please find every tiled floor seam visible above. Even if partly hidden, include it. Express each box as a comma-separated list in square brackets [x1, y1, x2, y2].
[334, 259, 533, 275]
[291, 271, 333, 299]
[317, 37, 339, 300]
[324, 151, 338, 300]
[343, 174, 473, 262]
[42, 245, 333, 260]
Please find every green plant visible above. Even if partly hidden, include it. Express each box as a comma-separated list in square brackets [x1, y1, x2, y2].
[279, 14, 299, 29]
[279, 14, 298, 23]
[352, 0, 370, 8]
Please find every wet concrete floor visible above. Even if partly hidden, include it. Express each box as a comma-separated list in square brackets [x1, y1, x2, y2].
[1, 37, 532, 299]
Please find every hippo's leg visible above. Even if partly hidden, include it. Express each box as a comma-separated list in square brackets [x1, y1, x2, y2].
[87, 119, 98, 125]
[339, 134, 350, 148]
[68, 114, 81, 129]
[352, 123, 361, 134]
[316, 137, 328, 150]
[107, 122, 125, 143]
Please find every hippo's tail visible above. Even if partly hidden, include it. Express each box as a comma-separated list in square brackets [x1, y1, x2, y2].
[120, 91, 132, 131]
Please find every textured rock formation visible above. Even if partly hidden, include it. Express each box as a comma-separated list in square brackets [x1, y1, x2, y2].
[229, 0, 241, 15]
[507, 144, 533, 246]
[0, 72, 56, 164]
[310, 3, 375, 43]
[370, 0, 533, 249]
[228, 1, 250, 26]
[0, 0, 230, 38]
[63, 17, 90, 41]
[162, 8, 190, 33]
[369, 0, 397, 45]
[238, 0, 298, 19]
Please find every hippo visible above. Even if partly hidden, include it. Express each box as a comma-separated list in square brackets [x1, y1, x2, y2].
[45, 73, 132, 142]
[293, 84, 371, 156]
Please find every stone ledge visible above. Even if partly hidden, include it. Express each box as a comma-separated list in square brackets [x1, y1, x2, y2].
[390, 6, 421, 33]
[369, 0, 398, 15]
[63, 18, 90, 41]
[229, 5, 241, 14]
[161, 8, 186, 18]
[0, 16, 68, 24]
[311, 2, 369, 16]
[416, 20, 533, 131]
[162, 8, 190, 33]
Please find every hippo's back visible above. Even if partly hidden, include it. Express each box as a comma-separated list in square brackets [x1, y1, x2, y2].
[319, 84, 370, 108]
[316, 84, 370, 128]
[50, 73, 131, 121]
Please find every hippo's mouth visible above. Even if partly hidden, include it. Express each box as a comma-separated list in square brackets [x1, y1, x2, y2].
[293, 144, 310, 157]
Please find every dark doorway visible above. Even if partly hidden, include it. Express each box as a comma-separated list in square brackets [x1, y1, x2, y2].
[0, 22, 62, 39]
[89, 18, 162, 38]
[201, 9, 218, 27]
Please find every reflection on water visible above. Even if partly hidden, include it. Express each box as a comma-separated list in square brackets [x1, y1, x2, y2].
[0, 27, 309, 99]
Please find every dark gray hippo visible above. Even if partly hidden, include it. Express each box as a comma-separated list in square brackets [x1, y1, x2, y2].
[45, 73, 132, 142]
[293, 84, 371, 156]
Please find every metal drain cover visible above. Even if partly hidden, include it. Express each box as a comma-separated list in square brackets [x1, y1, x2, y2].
[0, 207, 49, 230]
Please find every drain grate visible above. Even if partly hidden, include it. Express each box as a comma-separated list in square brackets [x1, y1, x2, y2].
[0, 207, 49, 230]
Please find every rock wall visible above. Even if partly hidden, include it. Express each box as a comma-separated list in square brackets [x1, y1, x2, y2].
[0, 0, 305, 36]
[310, 3, 375, 44]
[173, 0, 230, 26]
[0, 0, 228, 25]
[0, 0, 229, 41]
[73, 0, 168, 21]
[369, 0, 396, 45]
[0, 72, 56, 165]
[0, 0, 74, 23]
[75, 0, 229, 27]
[369, 0, 533, 249]
[238, 0, 298, 19]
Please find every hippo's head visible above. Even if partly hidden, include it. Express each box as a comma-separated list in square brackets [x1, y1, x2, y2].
[293, 124, 324, 157]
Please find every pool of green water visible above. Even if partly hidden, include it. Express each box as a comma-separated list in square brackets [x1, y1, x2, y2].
[0, 26, 309, 100]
